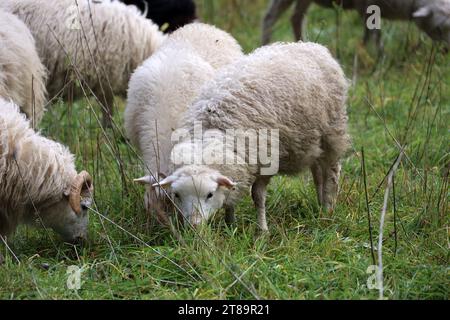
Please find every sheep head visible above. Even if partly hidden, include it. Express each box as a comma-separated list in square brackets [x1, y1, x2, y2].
[413, 3, 450, 47]
[40, 171, 93, 244]
[136, 165, 235, 226]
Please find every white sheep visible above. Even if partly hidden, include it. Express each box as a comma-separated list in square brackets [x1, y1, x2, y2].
[0, 97, 93, 243]
[0, 0, 166, 126]
[0, 10, 47, 125]
[126, 23, 243, 215]
[139, 42, 350, 231]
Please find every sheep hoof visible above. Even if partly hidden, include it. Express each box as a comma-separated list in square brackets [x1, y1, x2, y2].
[256, 227, 270, 237]
[225, 213, 236, 225]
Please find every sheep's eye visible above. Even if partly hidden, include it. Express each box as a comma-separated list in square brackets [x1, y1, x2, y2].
[206, 193, 214, 200]
[174, 193, 180, 199]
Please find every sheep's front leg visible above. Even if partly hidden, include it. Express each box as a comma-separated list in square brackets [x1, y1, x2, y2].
[251, 176, 272, 232]
[321, 162, 342, 212]
[262, 0, 295, 45]
[291, 0, 313, 41]
[225, 206, 236, 225]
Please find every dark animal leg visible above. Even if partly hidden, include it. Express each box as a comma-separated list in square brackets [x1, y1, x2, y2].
[225, 206, 236, 225]
[291, 0, 313, 41]
[262, 0, 295, 45]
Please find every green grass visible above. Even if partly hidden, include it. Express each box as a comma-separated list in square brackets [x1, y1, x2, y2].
[0, 0, 448, 300]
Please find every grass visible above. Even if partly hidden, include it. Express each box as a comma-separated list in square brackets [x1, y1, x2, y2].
[0, 0, 448, 300]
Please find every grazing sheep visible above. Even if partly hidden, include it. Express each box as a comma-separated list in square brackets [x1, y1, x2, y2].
[0, 10, 47, 125]
[0, 98, 93, 243]
[127, 23, 243, 215]
[262, 0, 450, 48]
[0, 0, 166, 126]
[163, 23, 244, 70]
[142, 42, 350, 230]
[120, 0, 197, 32]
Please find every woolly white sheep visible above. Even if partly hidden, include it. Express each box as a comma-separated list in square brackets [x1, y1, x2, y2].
[0, 97, 93, 243]
[126, 23, 243, 215]
[262, 0, 450, 48]
[0, 10, 47, 124]
[141, 42, 350, 230]
[0, 0, 166, 125]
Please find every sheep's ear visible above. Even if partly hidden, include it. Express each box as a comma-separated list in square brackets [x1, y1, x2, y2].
[216, 176, 236, 190]
[152, 175, 178, 189]
[134, 176, 154, 185]
[413, 6, 432, 18]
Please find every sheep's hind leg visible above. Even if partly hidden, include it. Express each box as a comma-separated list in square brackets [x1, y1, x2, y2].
[311, 162, 324, 206]
[321, 161, 342, 212]
[251, 176, 272, 232]
[262, 0, 295, 45]
[291, 0, 312, 41]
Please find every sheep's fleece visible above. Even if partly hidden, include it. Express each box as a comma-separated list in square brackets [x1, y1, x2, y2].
[156, 42, 350, 227]
[163, 23, 244, 70]
[0, 98, 91, 242]
[125, 23, 243, 177]
[0, 0, 166, 103]
[0, 10, 47, 124]
[125, 23, 243, 215]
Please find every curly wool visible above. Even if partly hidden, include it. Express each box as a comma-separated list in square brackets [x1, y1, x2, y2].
[125, 44, 216, 177]
[180, 42, 350, 205]
[162, 23, 244, 70]
[125, 23, 243, 177]
[0, 98, 77, 236]
[0, 0, 166, 101]
[0, 10, 47, 124]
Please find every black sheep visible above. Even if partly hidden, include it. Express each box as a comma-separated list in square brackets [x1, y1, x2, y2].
[120, 0, 197, 32]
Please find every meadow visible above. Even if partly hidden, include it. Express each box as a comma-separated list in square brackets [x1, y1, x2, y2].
[0, 0, 448, 299]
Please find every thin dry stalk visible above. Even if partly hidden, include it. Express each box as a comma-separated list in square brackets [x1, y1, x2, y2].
[377, 149, 404, 300]
[361, 148, 376, 265]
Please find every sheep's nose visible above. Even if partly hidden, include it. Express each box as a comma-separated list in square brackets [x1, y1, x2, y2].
[189, 213, 203, 227]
